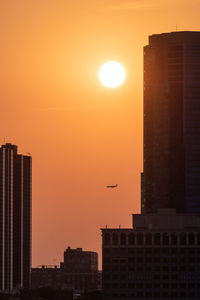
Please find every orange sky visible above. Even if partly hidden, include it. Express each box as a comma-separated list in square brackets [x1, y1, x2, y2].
[1, 0, 200, 268]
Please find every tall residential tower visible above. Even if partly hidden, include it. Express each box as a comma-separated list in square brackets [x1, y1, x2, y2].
[142, 31, 200, 214]
[0, 143, 32, 291]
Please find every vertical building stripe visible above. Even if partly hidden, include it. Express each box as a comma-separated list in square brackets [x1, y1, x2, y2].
[21, 157, 23, 287]
[2, 149, 5, 290]
[10, 150, 13, 289]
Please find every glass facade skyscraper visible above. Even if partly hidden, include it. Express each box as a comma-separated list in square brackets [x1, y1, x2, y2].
[142, 31, 200, 214]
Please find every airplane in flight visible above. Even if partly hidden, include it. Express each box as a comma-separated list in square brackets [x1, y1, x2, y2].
[106, 184, 118, 189]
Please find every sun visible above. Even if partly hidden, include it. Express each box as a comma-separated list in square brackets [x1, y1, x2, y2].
[98, 61, 126, 88]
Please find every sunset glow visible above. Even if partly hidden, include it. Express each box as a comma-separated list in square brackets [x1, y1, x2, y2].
[0, 0, 199, 269]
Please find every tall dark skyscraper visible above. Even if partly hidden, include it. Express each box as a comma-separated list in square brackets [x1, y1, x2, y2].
[102, 32, 200, 300]
[142, 31, 200, 214]
[0, 143, 32, 291]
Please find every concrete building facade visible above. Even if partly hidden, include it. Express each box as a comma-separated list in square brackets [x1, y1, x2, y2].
[102, 210, 200, 300]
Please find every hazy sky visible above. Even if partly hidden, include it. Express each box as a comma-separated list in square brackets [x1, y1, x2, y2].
[1, 0, 200, 267]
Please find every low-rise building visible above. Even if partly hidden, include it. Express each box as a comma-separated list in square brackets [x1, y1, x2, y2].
[61, 247, 98, 292]
[31, 247, 98, 293]
[31, 265, 62, 289]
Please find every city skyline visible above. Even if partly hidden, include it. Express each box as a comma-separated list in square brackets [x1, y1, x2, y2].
[1, 0, 200, 268]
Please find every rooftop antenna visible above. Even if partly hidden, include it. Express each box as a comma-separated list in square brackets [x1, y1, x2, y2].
[176, 24, 178, 32]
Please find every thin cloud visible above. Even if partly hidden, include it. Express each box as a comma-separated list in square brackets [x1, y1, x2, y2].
[103, 0, 158, 12]
[36, 105, 103, 112]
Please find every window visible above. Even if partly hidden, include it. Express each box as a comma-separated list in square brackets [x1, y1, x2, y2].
[120, 233, 126, 245]
[137, 258, 143, 263]
[104, 258, 111, 264]
[163, 232, 169, 245]
[146, 257, 152, 263]
[146, 233, 152, 245]
[162, 248, 169, 254]
[197, 233, 200, 245]
[104, 248, 110, 255]
[155, 233, 161, 245]
[171, 233, 178, 245]
[146, 284, 151, 289]
[145, 249, 152, 254]
[128, 233, 135, 245]
[188, 232, 195, 245]
[180, 248, 186, 255]
[137, 233, 144, 245]
[154, 248, 160, 254]
[105, 284, 110, 289]
[171, 248, 178, 254]
[180, 233, 186, 245]
[112, 294, 118, 298]
[171, 258, 177, 263]
[112, 233, 118, 245]
[104, 233, 110, 245]
[154, 257, 160, 263]
[104, 274, 110, 280]
[120, 274, 126, 280]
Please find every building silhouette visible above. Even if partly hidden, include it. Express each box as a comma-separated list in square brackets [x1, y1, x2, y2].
[31, 247, 98, 293]
[102, 32, 200, 300]
[142, 31, 200, 214]
[0, 143, 32, 290]
[61, 247, 98, 292]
